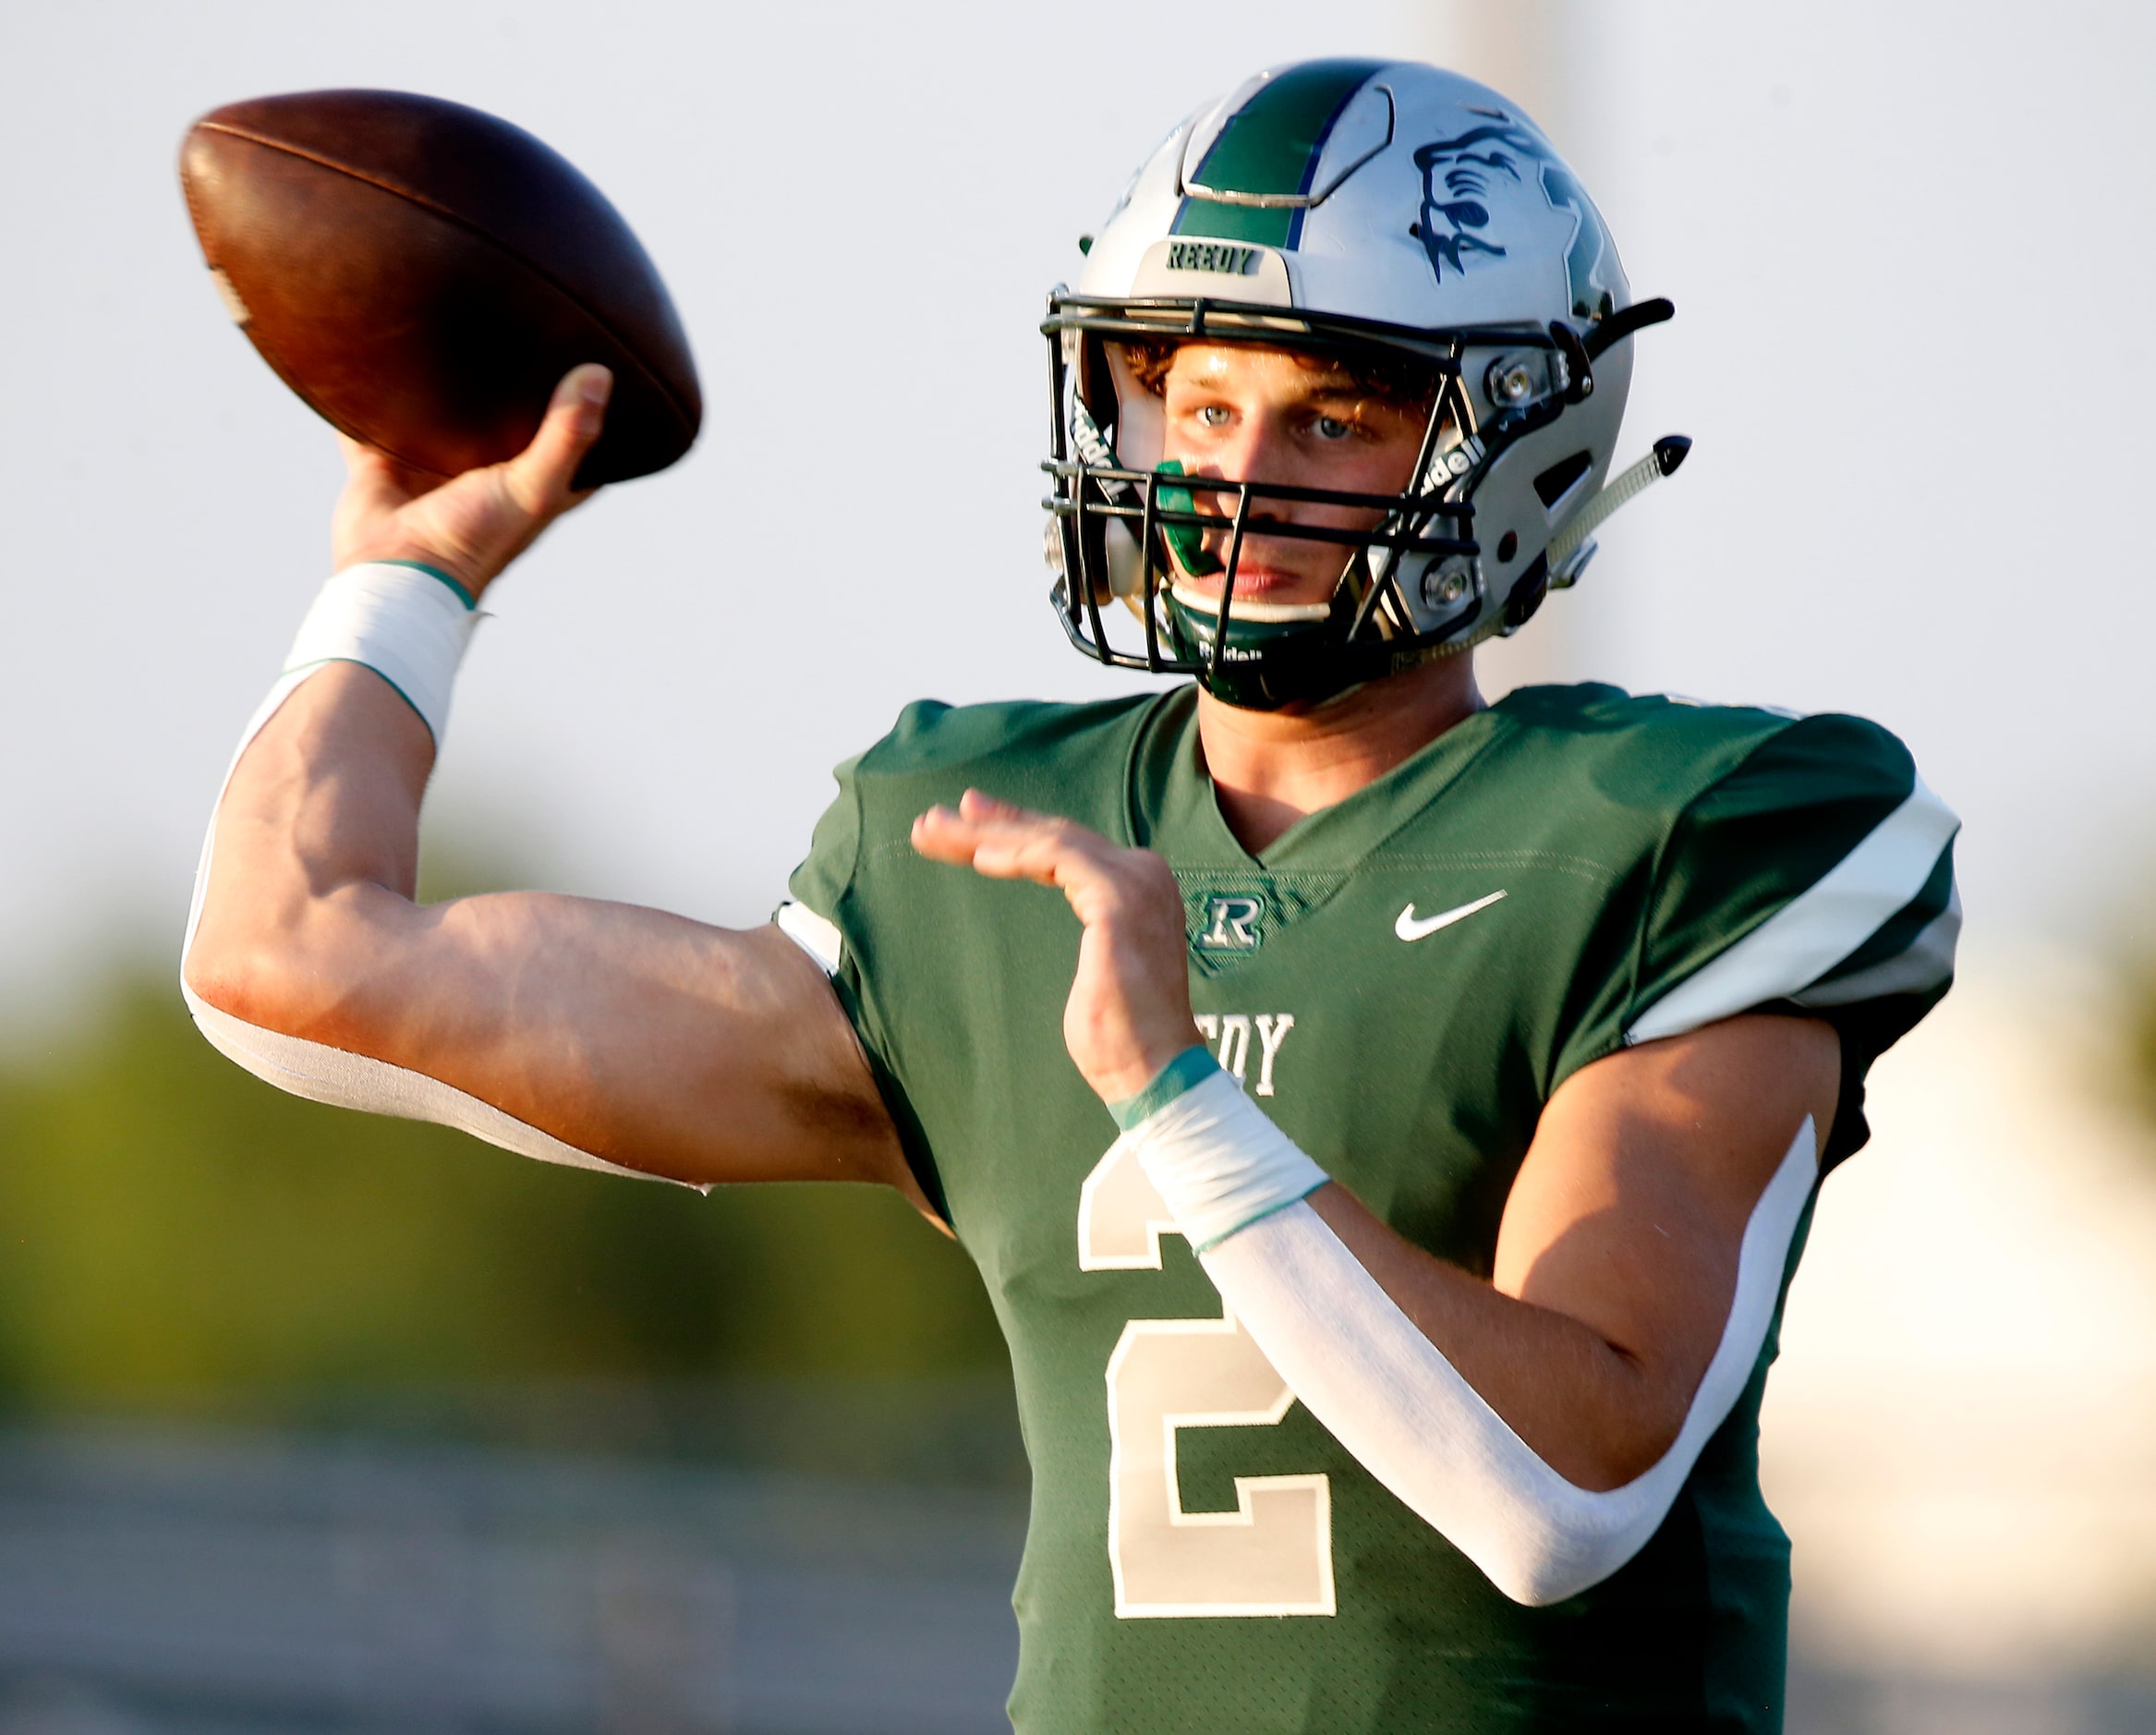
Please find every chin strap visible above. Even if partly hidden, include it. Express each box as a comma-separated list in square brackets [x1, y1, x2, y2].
[1547, 435, 1691, 588]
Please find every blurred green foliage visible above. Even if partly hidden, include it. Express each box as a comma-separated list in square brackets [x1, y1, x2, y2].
[0, 970, 1009, 1426]
[2130, 974, 2156, 1131]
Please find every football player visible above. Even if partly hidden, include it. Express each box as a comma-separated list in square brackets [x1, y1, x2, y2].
[183, 59, 1958, 1731]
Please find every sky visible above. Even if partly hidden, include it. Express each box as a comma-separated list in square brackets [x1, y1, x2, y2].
[4, 0, 2154, 1005]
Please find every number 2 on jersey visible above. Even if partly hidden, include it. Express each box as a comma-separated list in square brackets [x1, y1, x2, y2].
[1079, 1140, 1336, 1618]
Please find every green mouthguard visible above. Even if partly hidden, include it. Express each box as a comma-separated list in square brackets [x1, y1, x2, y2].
[1154, 460, 1223, 578]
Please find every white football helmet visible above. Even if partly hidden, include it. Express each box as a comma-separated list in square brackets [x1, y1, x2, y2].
[1043, 57, 1686, 709]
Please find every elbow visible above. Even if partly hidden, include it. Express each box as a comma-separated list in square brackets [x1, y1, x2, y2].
[1429, 1373, 1692, 1608]
[1569, 1408, 1683, 1494]
[1492, 1552, 1602, 1610]
[182, 924, 305, 1036]
[1541, 1338, 1693, 1493]
[1479, 1501, 1665, 1608]
[182, 901, 366, 1047]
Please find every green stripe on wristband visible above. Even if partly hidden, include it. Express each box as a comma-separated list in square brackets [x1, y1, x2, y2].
[1108, 1045, 1222, 1133]
[373, 559, 477, 610]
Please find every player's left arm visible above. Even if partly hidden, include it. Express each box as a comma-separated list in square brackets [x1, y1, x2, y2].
[915, 790, 1839, 1604]
[1304, 1011, 1835, 1487]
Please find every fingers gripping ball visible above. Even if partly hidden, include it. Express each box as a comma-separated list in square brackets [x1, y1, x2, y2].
[328, 365, 614, 595]
[181, 89, 700, 488]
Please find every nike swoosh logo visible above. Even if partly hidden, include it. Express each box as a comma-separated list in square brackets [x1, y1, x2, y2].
[1395, 890, 1508, 941]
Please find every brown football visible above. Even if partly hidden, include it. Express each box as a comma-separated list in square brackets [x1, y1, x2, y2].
[181, 90, 700, 487]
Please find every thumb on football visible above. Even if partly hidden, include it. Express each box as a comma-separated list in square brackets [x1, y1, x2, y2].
[504, 364, 613, 511]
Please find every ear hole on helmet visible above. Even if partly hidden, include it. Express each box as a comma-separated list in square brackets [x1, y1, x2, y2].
[1533, 451, 1594, 509]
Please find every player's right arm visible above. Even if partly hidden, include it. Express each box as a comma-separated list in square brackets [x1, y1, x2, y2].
[182, 366, 915, 1201]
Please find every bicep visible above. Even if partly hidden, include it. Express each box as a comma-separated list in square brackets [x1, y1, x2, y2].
[1495, 1013, 1840, 1398]
[355, 895, 904, 1191]
[186, 667, 903, 1195]
[206, 877, 905, 1193]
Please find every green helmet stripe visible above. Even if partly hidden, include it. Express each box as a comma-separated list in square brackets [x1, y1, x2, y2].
[1173, 58, 1387, 250]
[1170, 200, 1296, 249]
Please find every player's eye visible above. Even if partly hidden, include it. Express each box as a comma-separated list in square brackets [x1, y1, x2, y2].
[1195, 404, 1233, 429]
[1313, 415, 1355, 442]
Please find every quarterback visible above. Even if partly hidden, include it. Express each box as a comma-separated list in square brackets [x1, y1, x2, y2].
[183, 60, 1957, 1731]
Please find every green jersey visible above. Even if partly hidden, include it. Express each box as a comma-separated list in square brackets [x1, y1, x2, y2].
[786, 682, 1957, 1734]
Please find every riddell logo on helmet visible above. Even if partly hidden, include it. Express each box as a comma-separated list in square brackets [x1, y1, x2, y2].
[1165, 241, 1263, 276]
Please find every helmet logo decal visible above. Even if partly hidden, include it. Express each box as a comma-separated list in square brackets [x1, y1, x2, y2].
[1412, 124, 1622, 320]
[1536, 161, 1621, 323]
[1412, 124, 1532, 277]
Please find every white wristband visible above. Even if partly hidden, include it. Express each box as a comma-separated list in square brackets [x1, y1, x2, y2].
[285, 561, 479, 746]
[1123, 1064, 1330, 1252]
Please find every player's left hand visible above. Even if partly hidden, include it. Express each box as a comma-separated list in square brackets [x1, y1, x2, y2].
[911, 791, 1198, 1103]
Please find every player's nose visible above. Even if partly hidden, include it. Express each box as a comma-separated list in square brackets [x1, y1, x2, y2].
[1214, 415, 1302, 500]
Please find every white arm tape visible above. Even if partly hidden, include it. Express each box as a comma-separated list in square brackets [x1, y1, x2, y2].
[1128, 1067, 1329, 1251]
[284, 561, 479, 746]
[182, 987, 681, 1185]
[181, 568, 681, 1190]
[1127, 1077, 1817, 1605]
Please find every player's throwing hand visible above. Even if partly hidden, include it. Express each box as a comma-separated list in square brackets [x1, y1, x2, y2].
[330, 363, 613, 599]
[912, 791, 1199, 1103]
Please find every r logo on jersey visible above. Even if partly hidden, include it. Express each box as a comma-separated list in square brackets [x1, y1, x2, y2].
[1198, 895, 1264, 951]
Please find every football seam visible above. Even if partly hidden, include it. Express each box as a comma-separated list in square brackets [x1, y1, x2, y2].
[177, 161, 417, 467]
[191, 121, 699, 443]
[181, 155, 474, 478]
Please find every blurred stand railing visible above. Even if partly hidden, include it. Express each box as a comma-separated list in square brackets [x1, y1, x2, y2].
[0, 1412, 1025, 1735]
[0, 1405, 2150, 1735]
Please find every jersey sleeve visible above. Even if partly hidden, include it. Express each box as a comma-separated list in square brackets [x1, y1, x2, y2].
[777, 746, 865, 971]
[775, 736, 952, 1219]
[1569, 712, 1960, 1166]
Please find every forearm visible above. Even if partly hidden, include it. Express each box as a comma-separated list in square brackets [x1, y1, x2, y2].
[1190, 1149, 1811, 1607]
[1304, 1184, 1678, 1489]
[1120, 1062, 1820, 1604]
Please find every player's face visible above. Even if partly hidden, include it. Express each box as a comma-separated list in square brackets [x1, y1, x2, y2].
[1157, 344, 1428, 609]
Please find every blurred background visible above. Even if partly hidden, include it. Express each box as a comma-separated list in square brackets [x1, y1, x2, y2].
[5, 1, 2155, 1729]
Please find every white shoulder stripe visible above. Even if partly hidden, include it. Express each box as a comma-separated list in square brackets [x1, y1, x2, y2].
[776, 900, 845, 975]
[1793, 887, 1960, 1010]
[1626, 779, 1959, 1047]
